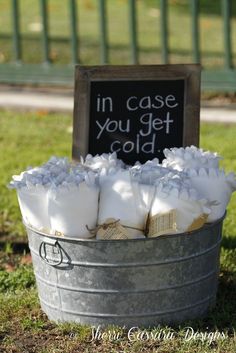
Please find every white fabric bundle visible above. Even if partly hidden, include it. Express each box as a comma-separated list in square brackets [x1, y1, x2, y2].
[10, 150, 234, 240]
[131, 159, 167, 184]
[131, 158, 189, 186]
[82, 152, 125, 175]
[8, 157, 71, 232]
[98, 170, 151, 238]
[162, 145, 222, 171]
[149, 178, 211, 235]
[48, 181, 99, 238]
[186, 168, 236, 222]
[17, 185, 50, 232]
[9, 157, 99, 238]
[9, 156, 71, 190]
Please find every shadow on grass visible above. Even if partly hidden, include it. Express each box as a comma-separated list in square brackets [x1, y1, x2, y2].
[181, 270, 236, 332]
[170, 0, 236, 18]
[221, 236, 236, 250]
[0, 240, 29, 253]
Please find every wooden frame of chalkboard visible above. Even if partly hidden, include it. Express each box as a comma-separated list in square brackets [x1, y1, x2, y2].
[72, 64, 201, 165]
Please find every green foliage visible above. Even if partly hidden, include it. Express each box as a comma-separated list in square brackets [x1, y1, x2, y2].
[21, 315, 46, 331]
[0, 265, 35, 292]
[3, 242, 13, 255]
[221, 249, 236, 273]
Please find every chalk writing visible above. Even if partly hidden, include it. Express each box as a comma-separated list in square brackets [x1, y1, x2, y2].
[89, 80, 185, 164]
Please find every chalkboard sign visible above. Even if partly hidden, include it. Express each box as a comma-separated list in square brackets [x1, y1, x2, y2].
[73, 65, 201, 165]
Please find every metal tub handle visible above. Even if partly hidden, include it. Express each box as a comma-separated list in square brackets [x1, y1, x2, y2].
[39, 240, 63, 267]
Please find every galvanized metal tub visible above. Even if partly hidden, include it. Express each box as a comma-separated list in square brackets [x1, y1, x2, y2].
[26, 216, 224, 328]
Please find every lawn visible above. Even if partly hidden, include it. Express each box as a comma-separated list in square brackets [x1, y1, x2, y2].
[0, 0, 236, 66]
[0, 110, 235, 352]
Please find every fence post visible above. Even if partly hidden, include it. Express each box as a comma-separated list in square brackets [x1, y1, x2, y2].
[11, 0, 21, 63]
[191, 0, 200, 63]
[69, 0, 79, 64]
[98, 0, 109, 64]
[160, 0, 168, 64]
[222, 0, 232, 69]
[40, 0, 50, 64]
[128, 0, 138, 64]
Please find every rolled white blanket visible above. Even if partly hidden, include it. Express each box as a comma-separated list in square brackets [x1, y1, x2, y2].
[131, 158, 188, 186]
[8, 156, 70, 232]
[148, 178, 211, 236]
[98, 170, 152, 238]
[186, 168, 236, 222]
[48, 181, 99, 238]
[9, 156, 99, 238]
[162, 145, 222, 171]
[82, 152, 125, 176]
[17, 185, 50, 232]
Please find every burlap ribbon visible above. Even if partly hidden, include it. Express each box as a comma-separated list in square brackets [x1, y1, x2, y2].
[86, 218, 121, 235]
[87, 218, 143, 239]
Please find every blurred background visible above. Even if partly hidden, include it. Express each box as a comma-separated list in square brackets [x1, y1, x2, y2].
[0, 0, 236, 92]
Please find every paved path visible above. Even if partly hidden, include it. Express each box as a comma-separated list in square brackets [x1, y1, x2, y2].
[0, 90, 236, 123]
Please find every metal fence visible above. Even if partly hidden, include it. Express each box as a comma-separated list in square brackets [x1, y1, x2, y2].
[0, 0, 235, 91]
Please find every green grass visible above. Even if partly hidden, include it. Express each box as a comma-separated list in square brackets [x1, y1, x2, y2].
[0, 264, 35, 292]
[0, 0, 236, 66]
[0, 110, 236, 352]
[0, 110, 72, 239]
